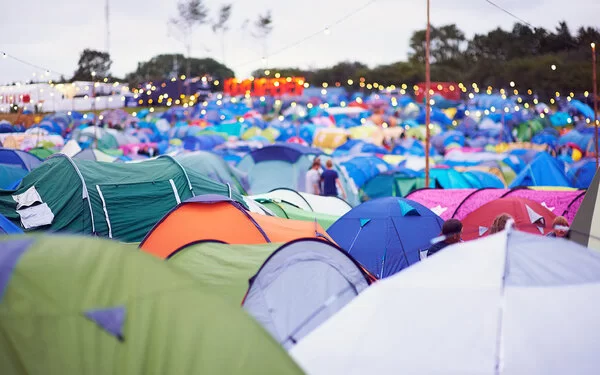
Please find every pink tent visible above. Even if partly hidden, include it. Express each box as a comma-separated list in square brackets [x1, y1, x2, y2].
[503, 189, 586, 223]
[452, 189, 507, 220]
[408, 188, 585, 224]
[407, 189, 476, 220]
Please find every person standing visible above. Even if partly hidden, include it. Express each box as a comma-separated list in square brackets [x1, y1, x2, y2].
[305, 160, 322, 195]
[321, 160, 347, 200]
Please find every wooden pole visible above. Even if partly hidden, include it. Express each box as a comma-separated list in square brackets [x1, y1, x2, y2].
[593, 42, 598, 169]
[424, 0, 432, 187]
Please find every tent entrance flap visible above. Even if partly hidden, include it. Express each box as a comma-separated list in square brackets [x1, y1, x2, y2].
[95, 181, 182, 242]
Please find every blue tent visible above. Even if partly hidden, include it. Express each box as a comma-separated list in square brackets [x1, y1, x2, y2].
[327, 197, 443, 278]
[509, 152, 571, 188]
[0, 148, 42, 171]
[568, 159, 597, 189]
[0, 213, 22, 234]
[338, 156, 391, 189]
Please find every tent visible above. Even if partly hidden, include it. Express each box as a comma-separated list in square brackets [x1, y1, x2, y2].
[408, 188, 585, 222]
[0, 212, 22, 234]
[571, 169, 600, 251]
[327, 197, 444, 278]
[0, 148, 43, 189]
[251, 188, 353, 216]
[0, 154, 243, 242]
[0, 235, 303, 374]
[255, 198, 339, 229]
[140, 195, 333, 259]
[509, 152, 571, 188]
[174, 151, 248, 194]
[0, 147, 42, 171]
[168, 241, 280, 304]
[290, 229, 600, 375]
[237, 143, 321, 194]
[243, 239, 374, 349]
[461, 197, 556, 240]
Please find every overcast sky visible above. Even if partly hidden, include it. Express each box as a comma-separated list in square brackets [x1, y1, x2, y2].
[1, 0, 598, 84]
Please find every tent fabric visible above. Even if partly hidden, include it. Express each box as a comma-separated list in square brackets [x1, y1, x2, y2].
[461, 197, 556, 240]
[256, 199, 338, 229]
[407, 189, 477, 220]
[140, 195, 333, 259]
[571, 169, 600, 251]
[175, 151, 248, 194]
[0, 235, 303, 374]
[243, 239, 372, 349]
[410, 188, 586, 222]
[0, 155, 243, 242]
[251, 188, 352, 216]
[237, 144, 321, 194]
[0, 148, 42, 171]
[168, 241, 281, 304]
[0, 164, 28, 190]
[290, 230, 600, 375]
[327, 197, 444, 278]
[0, 213, 23, 235]
[503, 188, 585, 222]
[509, 152, 571, 188]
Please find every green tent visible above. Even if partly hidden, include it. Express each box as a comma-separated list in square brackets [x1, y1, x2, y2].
[28, 147, 56, 159]
[0, 154, 245, 242]
[169, 241, 282, 304]
[0, 235, 303, 375]
[255, 198, 339, 229]
[175, 151, 248, 194]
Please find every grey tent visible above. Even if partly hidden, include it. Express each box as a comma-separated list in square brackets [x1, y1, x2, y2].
[242, 238, 374, 349]
[571, 168, 600, 252]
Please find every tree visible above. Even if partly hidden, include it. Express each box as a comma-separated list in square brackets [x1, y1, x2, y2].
[252, 11, 273, 66]
[72, 49, 112, 81]
[168, 0, 209, 95]
[125, 54, 234, 86]
[212, 4, 233, 64]
[409, 24, 466, 65]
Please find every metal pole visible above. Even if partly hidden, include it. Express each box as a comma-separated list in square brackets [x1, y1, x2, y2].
[593, 42, 598, 169]
[424, 0, 431, 187]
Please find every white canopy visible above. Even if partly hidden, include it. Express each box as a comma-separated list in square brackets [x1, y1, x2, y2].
[291, 229, 600, 375]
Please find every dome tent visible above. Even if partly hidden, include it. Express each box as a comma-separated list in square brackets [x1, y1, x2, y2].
[0, 155, 243, 242]
[243, 239, 374, 349]
[461, 197, 556, 240]
[0, 235, 303, 375]
[291, 229, 600, 375]
[140, 195, 333, 259]
[327, 197, 443, 278]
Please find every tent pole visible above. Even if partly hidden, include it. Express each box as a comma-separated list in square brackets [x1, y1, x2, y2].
[592, 42, 598, 169]
[424, 0, 431, 187]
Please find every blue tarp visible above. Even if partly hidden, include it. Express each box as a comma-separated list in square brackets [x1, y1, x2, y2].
[327, 197, 443, 278]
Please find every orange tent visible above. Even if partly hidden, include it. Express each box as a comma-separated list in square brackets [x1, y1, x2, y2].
[140, 195, 333, 259]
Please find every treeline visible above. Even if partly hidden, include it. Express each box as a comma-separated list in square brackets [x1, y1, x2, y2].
[252, 22, 600, 99]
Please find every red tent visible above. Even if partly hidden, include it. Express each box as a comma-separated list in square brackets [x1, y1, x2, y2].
[461, 197, 556, 241]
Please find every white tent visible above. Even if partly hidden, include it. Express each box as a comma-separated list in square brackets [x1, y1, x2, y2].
[251, 188, 352, 217]
[291, 229, 600, 375]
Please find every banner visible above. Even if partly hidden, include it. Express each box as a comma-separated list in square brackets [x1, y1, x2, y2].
[224, 77, 305, 97]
